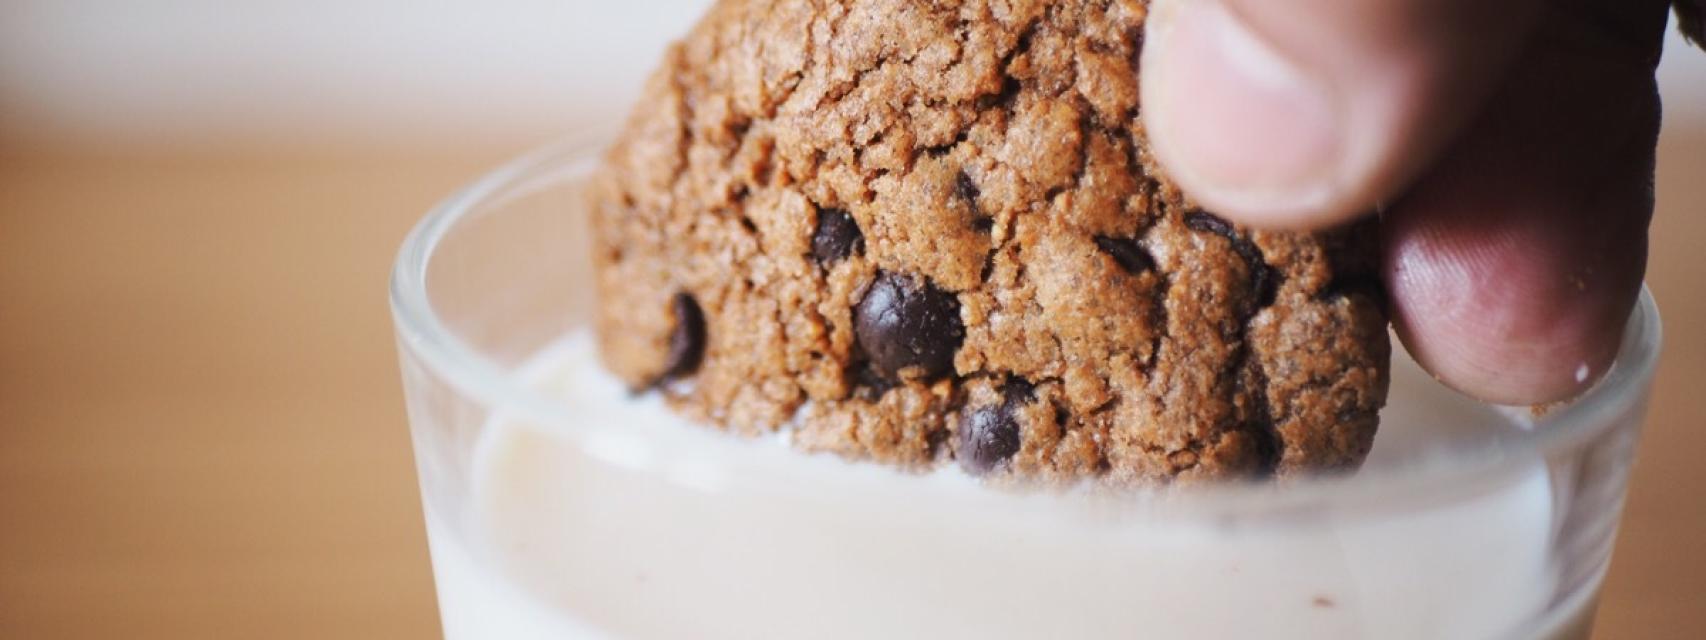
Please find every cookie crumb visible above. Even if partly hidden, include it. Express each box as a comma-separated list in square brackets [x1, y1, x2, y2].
[1529, 401, 1565, 419]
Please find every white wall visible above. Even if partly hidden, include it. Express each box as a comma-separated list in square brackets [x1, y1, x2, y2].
[0, 0, 713, 146]
[1, 0, 1701, 147]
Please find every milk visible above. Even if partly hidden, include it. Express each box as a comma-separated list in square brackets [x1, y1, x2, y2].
[421, 331, 1597, 639]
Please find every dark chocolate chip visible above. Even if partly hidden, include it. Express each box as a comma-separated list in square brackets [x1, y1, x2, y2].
[660, 292, 706, 381]
[1093, 235, 1155, 274]
[811, 208, 863, 265]
[853, 271, 964, 381]
[848, 361, 896, 401]
[1001, 377, 1036, 405]
[958, 404, 1021, 475]
[1186, 212, 1259, 269]
[1184, 211, 1237, 238]
[1185, 211, 1278, 309]
[958, 377, 1034, 475]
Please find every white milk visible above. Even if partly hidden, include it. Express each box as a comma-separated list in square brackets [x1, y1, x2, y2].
[422, 331, 1597, 639]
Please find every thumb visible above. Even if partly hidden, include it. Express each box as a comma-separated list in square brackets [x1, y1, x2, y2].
[1140, 0, 1540, 228]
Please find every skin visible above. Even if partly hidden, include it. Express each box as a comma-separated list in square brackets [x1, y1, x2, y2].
[1140, 0, 1696, 404]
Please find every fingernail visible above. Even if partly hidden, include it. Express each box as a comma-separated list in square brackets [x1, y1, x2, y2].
[1144, 0, 1342, 216]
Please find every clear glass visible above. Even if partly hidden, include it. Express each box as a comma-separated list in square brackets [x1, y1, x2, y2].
[392, 135, 1661, 640]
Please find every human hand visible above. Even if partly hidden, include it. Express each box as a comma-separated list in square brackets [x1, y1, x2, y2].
[1140, 0, 1701, 404]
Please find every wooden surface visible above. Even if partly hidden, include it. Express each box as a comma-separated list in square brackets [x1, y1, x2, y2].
[1, 129, 1703, 638]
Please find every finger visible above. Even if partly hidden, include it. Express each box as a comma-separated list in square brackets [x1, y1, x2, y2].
[1140, 0, 1541, 228]
[1383, 1, 1668, 404]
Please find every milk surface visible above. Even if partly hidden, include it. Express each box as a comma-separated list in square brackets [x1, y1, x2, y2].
[422, 331, 1597, 639]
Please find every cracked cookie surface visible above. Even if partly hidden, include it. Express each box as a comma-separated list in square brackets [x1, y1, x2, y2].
[589, 0, 1390, 485]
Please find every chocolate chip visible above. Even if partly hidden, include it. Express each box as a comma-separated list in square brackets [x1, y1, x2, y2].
[1184, 211, 1236, 238]
[1185, 211, 1278, 309]
[853, 271, 964, 381]
[957, 378, 1033, 475]
[958, 405, 1020, 475]
[660, 292, 706, 381]
[1002, 377, 1036, 405]
[811, 208, 863, 265]
[847, 361, 895, 401]
[1093, 235, 1154, 274]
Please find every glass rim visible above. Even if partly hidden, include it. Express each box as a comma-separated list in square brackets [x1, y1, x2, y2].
[390, 132, 1663, 515]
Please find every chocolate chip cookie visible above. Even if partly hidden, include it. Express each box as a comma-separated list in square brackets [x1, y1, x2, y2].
[589, 0, 1390, 485]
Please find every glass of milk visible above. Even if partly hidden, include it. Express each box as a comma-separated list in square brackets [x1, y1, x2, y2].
[391, 134, 1661, 640]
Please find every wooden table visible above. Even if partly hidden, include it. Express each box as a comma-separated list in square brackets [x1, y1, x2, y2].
[2, 130, 1703, 637]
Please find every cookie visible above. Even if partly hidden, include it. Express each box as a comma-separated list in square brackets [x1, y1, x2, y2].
[589, 0, 1390, 485]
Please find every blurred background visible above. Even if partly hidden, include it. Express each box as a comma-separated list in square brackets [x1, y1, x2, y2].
[2, 1, 1703, 637]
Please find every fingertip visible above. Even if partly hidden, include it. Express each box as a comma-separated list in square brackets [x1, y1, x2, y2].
[1140, 0, 1537, 230]
[1380, 168, 1646, 405]
[1141, 0, 1354, 228]
[1385, 232, 1630, 404]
